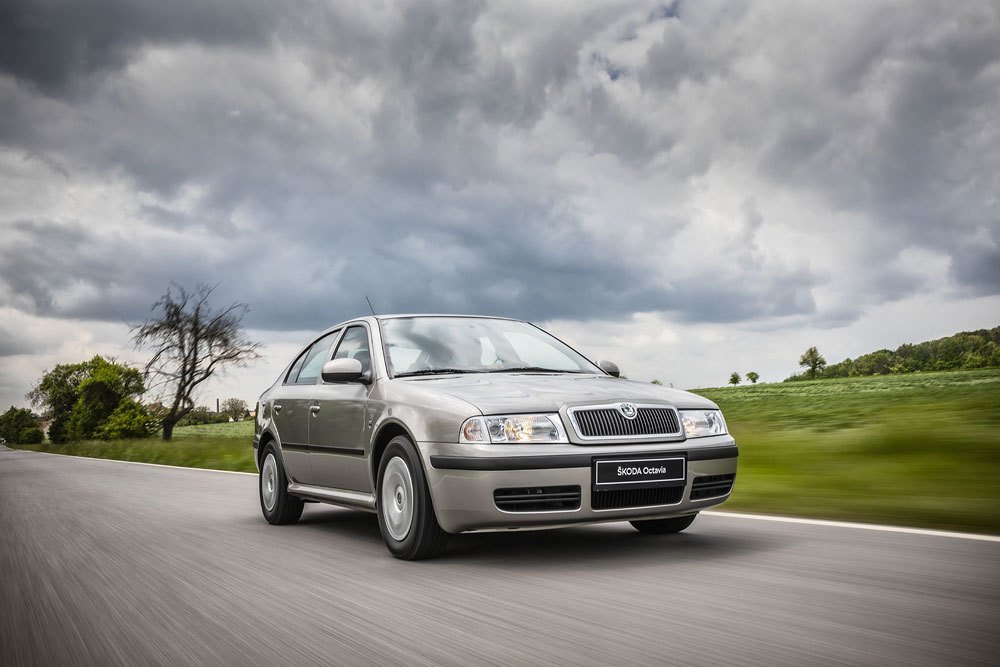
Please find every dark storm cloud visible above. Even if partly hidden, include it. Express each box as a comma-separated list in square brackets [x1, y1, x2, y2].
[0, 0, 996, 336]
[0, 0, 277, 95]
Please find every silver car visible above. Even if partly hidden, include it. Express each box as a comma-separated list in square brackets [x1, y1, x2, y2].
[254, 315, 737, 559]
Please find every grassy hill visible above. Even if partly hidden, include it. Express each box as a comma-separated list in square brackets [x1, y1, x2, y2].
[694, 368, 1000, 533]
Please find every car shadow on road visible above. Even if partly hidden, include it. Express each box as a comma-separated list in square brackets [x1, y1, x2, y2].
[294, 506, 785, 566]
[446, 526, 783, 568]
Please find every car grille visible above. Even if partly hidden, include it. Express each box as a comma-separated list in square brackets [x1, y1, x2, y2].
[591, 485, 683, 510]
[690, 474, 735, 500]
[571, 406, 681, 439]
[494, 486, 581, 512]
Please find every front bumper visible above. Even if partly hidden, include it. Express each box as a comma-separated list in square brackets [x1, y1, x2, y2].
[417, 436, 738, 533]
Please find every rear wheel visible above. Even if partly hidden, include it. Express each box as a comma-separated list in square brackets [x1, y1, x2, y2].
[260, 445, 304, 525]
[376, 436, 449, 560]
[630, 513, 697, 534]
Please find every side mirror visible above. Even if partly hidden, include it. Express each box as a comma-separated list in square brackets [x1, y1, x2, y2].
[321, 358, 366, 383]
[597, 360, 620, 377]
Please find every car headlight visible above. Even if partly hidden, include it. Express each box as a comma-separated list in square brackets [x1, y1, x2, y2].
[460, 414, 568, 444]
[680, 409, 727, 438]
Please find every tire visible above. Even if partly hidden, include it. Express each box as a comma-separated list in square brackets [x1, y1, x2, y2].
[259, 445, 304, 525]
[630, 513, 697, 534]
[376, 436, 449, 560]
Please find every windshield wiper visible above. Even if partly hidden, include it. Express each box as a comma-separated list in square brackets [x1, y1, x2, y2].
[486, 366, 583, 374]
[394, 368, 475, 378]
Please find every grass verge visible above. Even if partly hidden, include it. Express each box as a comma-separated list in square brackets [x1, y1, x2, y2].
[15, 420, 257, 473]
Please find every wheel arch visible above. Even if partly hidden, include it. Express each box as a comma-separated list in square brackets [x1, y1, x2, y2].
[257, 429, 281, 469]
[370, 420, 419, 485]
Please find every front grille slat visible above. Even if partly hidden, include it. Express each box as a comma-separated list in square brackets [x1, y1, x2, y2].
[591, 485, 683, 510]
[572, 406, 681, 439]
[494, 486, 581, 512]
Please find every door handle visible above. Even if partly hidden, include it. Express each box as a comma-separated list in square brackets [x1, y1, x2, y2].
[273, 404, 282, 413]
[310, 405, 321, 414]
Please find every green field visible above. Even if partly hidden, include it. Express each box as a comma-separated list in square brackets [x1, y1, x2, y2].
[692, 368, 1000, 533]
[14, 369, 1000, 534]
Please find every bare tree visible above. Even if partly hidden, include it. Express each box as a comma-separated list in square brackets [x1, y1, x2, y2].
[132, 284, 260, 440]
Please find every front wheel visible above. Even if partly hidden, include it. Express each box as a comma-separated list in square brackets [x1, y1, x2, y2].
[630, 513, 697, 534]
[376, 436, 449, 560]
[260, 446, 304, 525]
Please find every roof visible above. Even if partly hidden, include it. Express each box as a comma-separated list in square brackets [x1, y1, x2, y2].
[314, 313, 523, 339]
[374, 313, 520, 322]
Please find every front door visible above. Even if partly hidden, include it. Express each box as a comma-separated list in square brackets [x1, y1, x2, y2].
[309, 325, 372, 492]
[274, 330, 339, 485]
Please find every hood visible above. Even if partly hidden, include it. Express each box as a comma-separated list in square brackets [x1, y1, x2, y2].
[397, 373, 718, 415]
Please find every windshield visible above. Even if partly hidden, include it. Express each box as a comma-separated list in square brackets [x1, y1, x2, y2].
[380, 317, 601, 377]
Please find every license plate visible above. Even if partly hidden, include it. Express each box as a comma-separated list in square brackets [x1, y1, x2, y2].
[593, 456, 685, 489]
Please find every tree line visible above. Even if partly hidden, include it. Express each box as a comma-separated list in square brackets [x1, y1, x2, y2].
[785, 327, 1000, 381]
[4, 283, 260, 446]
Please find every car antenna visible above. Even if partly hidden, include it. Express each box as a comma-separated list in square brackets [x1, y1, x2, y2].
[365, 295, 377, 316]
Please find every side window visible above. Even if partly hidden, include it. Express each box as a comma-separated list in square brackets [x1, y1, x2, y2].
[291, 331, 339, 385]
[332, 326, 371, 375]
[284, 350, 309, 384]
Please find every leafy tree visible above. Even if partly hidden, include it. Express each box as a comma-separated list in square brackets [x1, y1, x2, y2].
[28, 360, 98, 443]
[65, 358, 147, 441]
[729, 372, 741, 385]
[0, 406, 40, 443]
[132, 284, 261, 440]
[222, 398, 248, 421]
[28, 357, 147, 442]
[799, 347, 827, 379]
[746, 371, 760, 384]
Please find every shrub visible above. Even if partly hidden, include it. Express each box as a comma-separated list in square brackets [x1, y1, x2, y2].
[178, 407, 229, 426]
[96, 400, 157, 440]
[48, 417, 69, 444]
[0, 406, 40, 443]
[17, 427, 44, 444]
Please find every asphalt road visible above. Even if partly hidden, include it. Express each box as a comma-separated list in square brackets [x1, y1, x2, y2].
[1, 449, 998, 666]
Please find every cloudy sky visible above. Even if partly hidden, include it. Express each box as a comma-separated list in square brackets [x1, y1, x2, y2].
[1, 0, 998, 408]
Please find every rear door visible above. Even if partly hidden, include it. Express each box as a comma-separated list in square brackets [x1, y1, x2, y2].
[272, 330, 339, 485]
[308, 325, 373, 492]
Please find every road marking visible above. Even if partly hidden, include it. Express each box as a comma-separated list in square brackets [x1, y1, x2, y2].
[704, 510, 1000, 543]
[10, 449, 257, 476]
[9, 449, 999, 542]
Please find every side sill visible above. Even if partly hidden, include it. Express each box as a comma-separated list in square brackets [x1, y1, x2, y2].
[287, 483, 376, 512]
